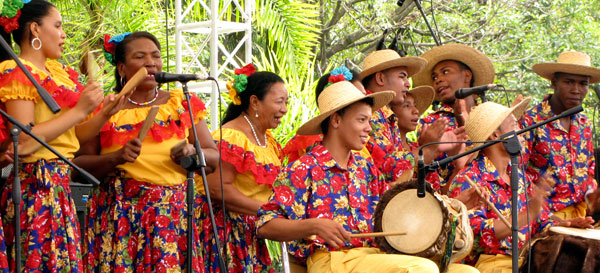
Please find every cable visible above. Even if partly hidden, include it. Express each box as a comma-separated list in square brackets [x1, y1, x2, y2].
[430, 0, 442, 42]
[216, 78, 229, 268]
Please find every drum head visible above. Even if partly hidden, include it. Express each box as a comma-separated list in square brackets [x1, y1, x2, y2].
[381, 189, 444, 254]
[549, 226, 600, 240]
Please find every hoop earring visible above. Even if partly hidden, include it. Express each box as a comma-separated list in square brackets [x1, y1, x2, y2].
[120, 77, 126, 87]
[31, 37, 42, 51]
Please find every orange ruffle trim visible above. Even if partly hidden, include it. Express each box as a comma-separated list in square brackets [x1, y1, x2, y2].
[0, 60, 82, 108]
[99, 91, 206, 147]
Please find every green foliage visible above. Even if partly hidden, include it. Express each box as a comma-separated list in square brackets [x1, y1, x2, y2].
[255, 0, 320, 75]
[253, 47, 324, 144]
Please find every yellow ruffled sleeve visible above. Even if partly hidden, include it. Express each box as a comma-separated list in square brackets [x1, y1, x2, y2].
[0, 60, 43, 102]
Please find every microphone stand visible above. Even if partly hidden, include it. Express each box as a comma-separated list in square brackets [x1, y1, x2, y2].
[0, 109, 100, 273]
[418, 105, 583, 273]
[413, 0, 442, 46]
[178, 82, 227, 273]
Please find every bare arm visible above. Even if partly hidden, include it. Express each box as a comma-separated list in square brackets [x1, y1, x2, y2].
[206, 160, 264, 216]
[258, 218, 351, 249]
[187, 119, 218, 174]
[73, 135, 141, 180]
[75, 94, 127, 145]
[5, 81, 103, 145]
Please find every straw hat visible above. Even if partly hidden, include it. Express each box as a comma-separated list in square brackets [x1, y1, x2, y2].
[465, 98, 531, 148]
[412, 44, 495, 100]
[407, 86, 435, 115]
[360, 49, 428, 78]
[532, 51, 600, 84]
[297, 81, 395, 135]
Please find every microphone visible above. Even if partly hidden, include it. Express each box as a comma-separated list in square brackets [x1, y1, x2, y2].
[154, 72, 213, 83]
[417, 149, 426, 198]
[455, 84, 498, 99]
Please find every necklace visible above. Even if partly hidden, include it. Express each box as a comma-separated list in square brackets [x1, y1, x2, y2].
[243, 115, 267, 148]
[128, 87, 159, 106]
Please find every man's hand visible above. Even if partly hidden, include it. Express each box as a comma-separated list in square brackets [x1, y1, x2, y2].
[308, 218, 351, 249]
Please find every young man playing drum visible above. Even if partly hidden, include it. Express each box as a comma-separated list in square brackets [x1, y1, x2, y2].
[412, 44, 494, 192]
[522, 51, 600, 220]
[257, 82, 478, 273]
[449, 100, 593, 273]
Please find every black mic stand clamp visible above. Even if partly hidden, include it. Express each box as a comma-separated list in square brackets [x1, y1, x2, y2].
[178, 82, 227, 273]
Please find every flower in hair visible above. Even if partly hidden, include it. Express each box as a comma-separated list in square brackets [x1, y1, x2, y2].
[325, 66, 353, 88]
[1, 0, 23, 18]
[103, 32, 131, 65]
[0, 9, 19, 33]
[227, 81, 242, 105]
[226, 63, 256, 105]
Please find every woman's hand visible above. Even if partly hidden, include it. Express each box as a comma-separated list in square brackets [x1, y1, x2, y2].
[75, 80, 104, 115]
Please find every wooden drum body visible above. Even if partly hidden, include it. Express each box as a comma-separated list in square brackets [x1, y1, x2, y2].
[522, 226, 600, 273]
[373, 181, 473, 273]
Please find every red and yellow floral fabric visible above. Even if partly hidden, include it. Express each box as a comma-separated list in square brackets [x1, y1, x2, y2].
[417, 103, 459, 191]
[0, 59, 83, 162]
[0, 59, 87, 272]
[199, 128, 282, 272]
[521, 94, 597, 215]
[99, 89, 206, 186]
[257, 144, 387, 263]
[365, 95, 414, 184]
[449, 152, 554, 264]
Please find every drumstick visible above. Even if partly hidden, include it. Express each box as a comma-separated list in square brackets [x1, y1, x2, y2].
[464, 176, 513, 230]
[137, 106, 159, 141]
[305, 231, 407, 241]
[349, 231, 407, 238]
[104, 67, 148, 112]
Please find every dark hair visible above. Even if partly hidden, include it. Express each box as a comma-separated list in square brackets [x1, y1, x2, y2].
[320, 97, 374, 135]
[0, 0, 56, 62]
[315, 69, 361, 104]
[113, 31, 161, 92]
[452, 60, 475, 87]
[222, 71, 284, 125]
[361, 73, 376, 89]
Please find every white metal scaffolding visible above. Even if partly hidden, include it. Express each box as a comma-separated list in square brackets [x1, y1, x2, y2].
[174, 0, 253, 129]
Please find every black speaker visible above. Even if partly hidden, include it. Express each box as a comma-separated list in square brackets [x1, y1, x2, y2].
[70, 182, 92, 243]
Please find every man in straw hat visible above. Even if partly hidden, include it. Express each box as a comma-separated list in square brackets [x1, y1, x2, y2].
[521, 50, 600, 220]
[257, 82, 478, 273]
[360, 49, 448, 185]
[448, 100, 593, 273]
[412, 44, 495, 192]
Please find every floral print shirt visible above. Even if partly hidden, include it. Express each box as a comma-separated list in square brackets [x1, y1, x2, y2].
[521, 94, 597, 213]
[417, 103, 459, 191]
[257, 144, 388, 262]
[365, 96, 414, 184]
[449, 152, 554, 261]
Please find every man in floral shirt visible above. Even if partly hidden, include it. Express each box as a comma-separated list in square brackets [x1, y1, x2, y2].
[360, 49, 431, 184]
[412, 44, 495, 192]
[257, 82, 477, 273]
[449, 100, 592, 273]
[522, 51, 600, 220]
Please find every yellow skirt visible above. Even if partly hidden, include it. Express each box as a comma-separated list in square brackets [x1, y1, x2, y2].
[307, 247, 479, 273]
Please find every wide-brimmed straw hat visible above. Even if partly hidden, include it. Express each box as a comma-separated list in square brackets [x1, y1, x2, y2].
[360, 49, 428, 79]
[407, 86, 435, 115]
[297, 81, 395, 135]
[412, 44, 495, 100]
[465, 98, 531, 148]
[532, 51, 600, 84]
